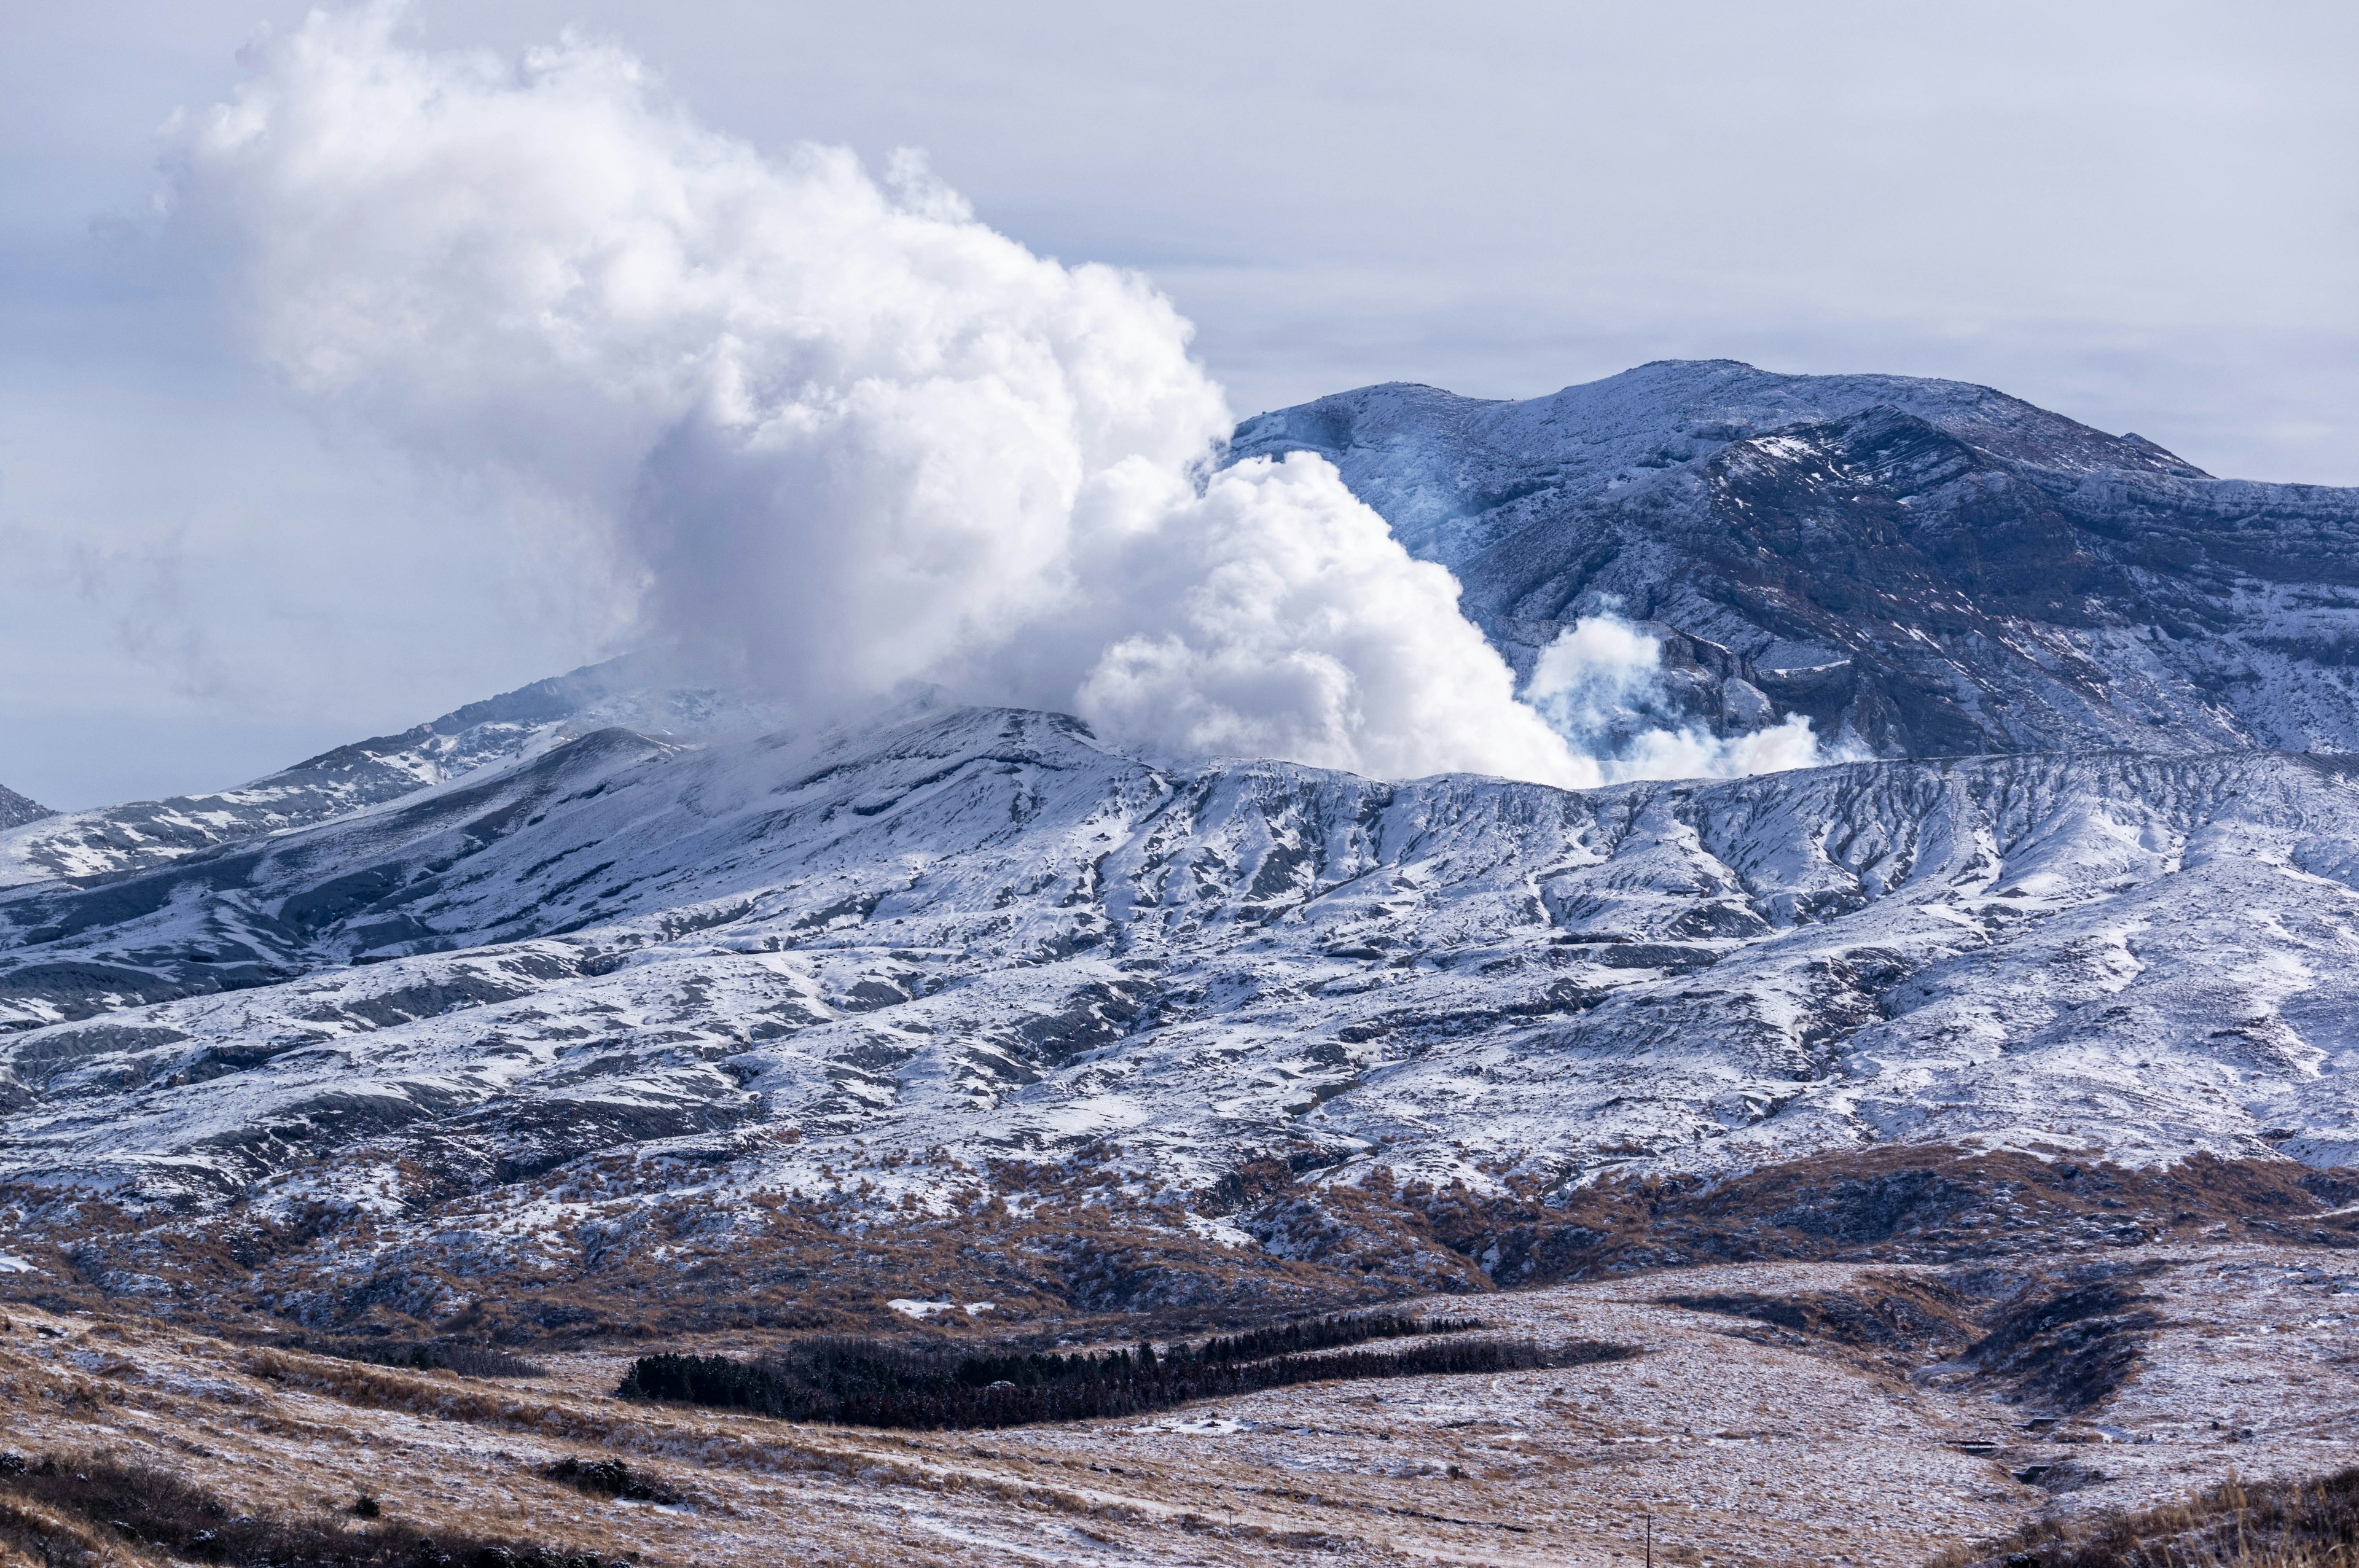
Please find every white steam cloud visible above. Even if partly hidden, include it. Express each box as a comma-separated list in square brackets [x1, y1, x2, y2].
[171, 6, 1822, 790]
[1527, 615, 1827, 781]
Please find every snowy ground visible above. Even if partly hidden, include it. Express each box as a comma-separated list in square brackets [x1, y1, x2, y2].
[5, 699, 2359, 1322]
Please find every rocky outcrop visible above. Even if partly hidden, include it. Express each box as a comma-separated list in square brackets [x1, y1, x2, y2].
[0, 785, 49, 832]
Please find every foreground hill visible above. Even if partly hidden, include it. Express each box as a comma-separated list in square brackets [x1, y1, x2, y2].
[2, 1243, 2353, 1566]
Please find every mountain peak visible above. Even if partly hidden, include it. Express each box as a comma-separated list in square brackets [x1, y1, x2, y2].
[1231, 362, 2344, 760]
[0, 784, 51, 832]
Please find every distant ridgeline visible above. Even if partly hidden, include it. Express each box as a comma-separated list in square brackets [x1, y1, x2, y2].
[1233, 360, 2359, 759]
[617, 1313, 1636, 1430]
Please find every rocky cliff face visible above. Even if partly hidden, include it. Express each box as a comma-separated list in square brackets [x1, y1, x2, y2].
[1232, 360, 2359, 760]
[0, 784, 50, 832]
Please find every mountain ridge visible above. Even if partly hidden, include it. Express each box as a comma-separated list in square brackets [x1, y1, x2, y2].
[0, 650, 786, 890]
[5, 359, 2358, 1330]
[1231, 359, 2359, 762]
[6, 700, 2357, 1190]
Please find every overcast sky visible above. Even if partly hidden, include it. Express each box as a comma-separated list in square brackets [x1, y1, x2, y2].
[4, 1, 2355, 809]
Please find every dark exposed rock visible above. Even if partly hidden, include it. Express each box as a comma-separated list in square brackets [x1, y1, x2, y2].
[0, 784, 51, 832]
[1232, 360, 2359, 759]
[1423, 1148, 2358, 1287]
[1963, 1266, 2167, 1413]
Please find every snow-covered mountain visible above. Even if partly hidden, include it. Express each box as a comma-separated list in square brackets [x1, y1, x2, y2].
[0, 784, 50, 832]
[5, 693, 2358, 1287]
[1234, 361, 2359, 760]
[4, 361, 2357, 1328]
[0, 650, 784, 889]
[9, 693, 2359, 1181]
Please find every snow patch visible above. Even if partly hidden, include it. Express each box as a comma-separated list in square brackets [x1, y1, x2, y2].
[888, 1298, 994, 1320]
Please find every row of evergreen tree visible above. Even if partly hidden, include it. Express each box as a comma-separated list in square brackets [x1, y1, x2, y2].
[1185, 1309, 1488, 1367]
[615, 1314, 1636, 1430]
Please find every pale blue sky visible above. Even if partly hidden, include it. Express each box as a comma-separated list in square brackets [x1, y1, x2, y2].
[4, 1, 2355, 807]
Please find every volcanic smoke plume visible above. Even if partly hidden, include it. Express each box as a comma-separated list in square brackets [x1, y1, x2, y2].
[173, 4, 1823, 787]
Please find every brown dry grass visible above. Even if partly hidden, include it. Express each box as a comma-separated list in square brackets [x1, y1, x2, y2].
[12, 1148, 2354, 1352]
[4, 1241, 2356, 1566]
[1931, 1468, 2359, 1567]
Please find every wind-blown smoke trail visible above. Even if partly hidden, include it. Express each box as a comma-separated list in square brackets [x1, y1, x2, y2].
[172, 6, 1820, 788]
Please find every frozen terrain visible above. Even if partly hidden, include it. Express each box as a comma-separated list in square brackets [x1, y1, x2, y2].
[1235, 361, 2359, 760]
[3, 698, 2358, 1218]
[1, 362, 2355, 1328]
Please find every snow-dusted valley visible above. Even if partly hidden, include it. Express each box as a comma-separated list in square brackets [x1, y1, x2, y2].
[6, 363, 2359, 1565]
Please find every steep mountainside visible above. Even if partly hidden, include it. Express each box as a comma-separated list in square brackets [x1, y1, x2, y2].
[0, 783, 50, 831]
[1232, 361, 2359, 759]
[0, 651, 782, 889]
[5, 362, 2358, 1332]
[2, 697, 2356, 1327]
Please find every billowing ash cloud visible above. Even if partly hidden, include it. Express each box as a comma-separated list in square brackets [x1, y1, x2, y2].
[170, 5, 1821, 789]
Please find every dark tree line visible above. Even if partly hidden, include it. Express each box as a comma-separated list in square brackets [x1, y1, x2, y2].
[616, 1313, 1637, 1430]
[1190, 1309, 1485, 1366]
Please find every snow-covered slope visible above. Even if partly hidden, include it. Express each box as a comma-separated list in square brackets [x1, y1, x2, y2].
[0, 784, 49, 832]
[6, 697, 2357, 1229]
[0, 651, 784, 889]
[7, 361, 2358, 1325]
[1232, 361, 2359, 760]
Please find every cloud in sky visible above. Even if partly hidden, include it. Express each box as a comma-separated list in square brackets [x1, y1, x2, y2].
[174, 4, 1595, 785]
[2, 0, 2347, 804]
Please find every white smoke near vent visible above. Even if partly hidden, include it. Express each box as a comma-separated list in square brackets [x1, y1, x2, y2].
[1527, 615, 1829, 781]
[171, 4, 1823, 790]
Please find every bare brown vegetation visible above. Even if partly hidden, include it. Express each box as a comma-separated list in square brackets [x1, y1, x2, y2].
[0, 1239, 2352, 1566]
[1935, 1466, 2359, 1568]
[0, 1448, 609, 1568]
[7, 1149, 2353, 1350]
